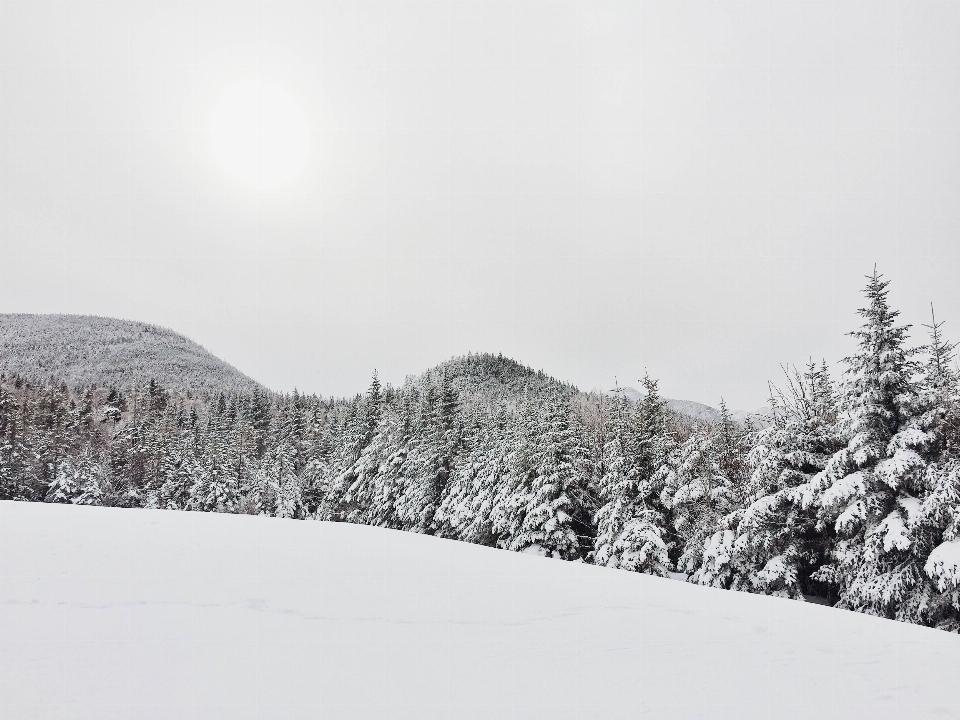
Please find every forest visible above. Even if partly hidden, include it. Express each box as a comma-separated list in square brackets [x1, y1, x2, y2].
[2, 271, 959, 632]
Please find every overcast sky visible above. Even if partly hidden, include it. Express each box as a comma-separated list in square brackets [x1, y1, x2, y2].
[2, 1, 959, 409]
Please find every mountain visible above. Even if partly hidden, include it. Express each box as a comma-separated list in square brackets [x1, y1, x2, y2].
[413, 352, 578, 413]
[0, 312, 766, 422]
[4, 500, 956, 719]
[0, 314, 265, 396]
[420, 355, 765, 426]
[607, 386, 772, 425]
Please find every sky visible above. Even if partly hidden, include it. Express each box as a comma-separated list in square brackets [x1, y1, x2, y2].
[1, 1, 959, 409]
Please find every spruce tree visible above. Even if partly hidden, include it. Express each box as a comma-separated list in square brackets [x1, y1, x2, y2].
[435, 407, 510, 546]
[595, 375, 672, 575]
[912, 307, 960, 629]
[506, 391, 586, 559]
[718, 363, 841, 598]
[395, 383, 447, 533]
[662, 401, 748, 580]
[811, 270, 932, 619]
[490, 397, 538, 550]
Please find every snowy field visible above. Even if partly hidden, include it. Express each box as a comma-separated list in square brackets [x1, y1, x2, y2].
[2, 501, 958, 720]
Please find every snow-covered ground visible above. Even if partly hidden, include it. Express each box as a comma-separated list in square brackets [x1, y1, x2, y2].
[2, 501, 958, 719]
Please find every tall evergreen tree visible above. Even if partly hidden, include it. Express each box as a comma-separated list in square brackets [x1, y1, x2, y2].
[714, 363, 841, 598]
[506, 391, 587, 559]
[912, 307, 960, 629]
[595, 375, 672, 575]
[662, 401, 749, 580]
[810, 270, 933, 619]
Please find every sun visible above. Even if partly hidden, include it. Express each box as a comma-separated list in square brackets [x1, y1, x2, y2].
[209, 80, 310, 190]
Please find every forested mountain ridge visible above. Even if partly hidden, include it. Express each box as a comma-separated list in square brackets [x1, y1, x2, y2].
[2, 272, 959, 632]
[607, 386, 770, 425]
[0, 314, 265, 396]
[0, 312, 746, 424]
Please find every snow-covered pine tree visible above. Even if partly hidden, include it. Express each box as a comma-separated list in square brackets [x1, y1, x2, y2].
[809, 270, 934, 620]
[46, 446, 112, 505]
[395, 372, 462, 534]
[489, 397, 537, 549]
[594, 375, 672, 575]
[300, 401, 337, 517]
[102, 387, 124, 424]
[918, 305, 960, 455]
[188, 454, 239, 513]
[715, 362, 841, 598]
[662, 400, 748, 581]
[0, 384, 27, 500]
[186, 399, 239, 513]
[247, 387, 273, 459]
[267, 398, 307, 519]
[433, 406, 481, 540]
[394, 382, 442, 533]
[918, 460, 960, 630]
[158, 431, 197, 510]
[911, 307, 960, 630]
[335, 413, 395, 526]
[45, 455, 81, 503]
[321, 373, 386, 522]
[434, 406, 508, 545]
[505, 390, 587, 559]
[364, 391, 419, 529]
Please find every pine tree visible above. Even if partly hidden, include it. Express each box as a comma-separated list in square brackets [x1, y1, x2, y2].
[490, 398, 538, 550]
[158, 431, 197, 510]
[506, 391, 586, 559]
[435, 407, 506, 545]
[320, 375, 396, 524]
[810, 270, 932, 619]
[186, 403, 239, 513]
[662, 401, 748, 580]
[267, 400, 306, 519]
[918, 461, 960, 630]
[911, 307, 960, 629]
[46, 446, 111, 505]
[395, 383, 445, 533]
[595, 375, 672, 575]
[719, 363, 841, 598]
[188, 453, 239, 513]
[0, 384, 25, 500]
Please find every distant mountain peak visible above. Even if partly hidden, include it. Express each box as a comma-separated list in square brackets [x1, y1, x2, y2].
[0, 314, 266, 396]
[605, 386, 771, 425]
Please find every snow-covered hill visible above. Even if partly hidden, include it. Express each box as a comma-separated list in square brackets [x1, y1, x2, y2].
[0, 313, 753, 421]
[607, 386, 771, 425]
[0, 314, 265, 395]
[2, 501, 957, 720]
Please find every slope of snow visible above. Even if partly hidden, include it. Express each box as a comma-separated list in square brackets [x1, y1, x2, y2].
[2, 501, 958, 720]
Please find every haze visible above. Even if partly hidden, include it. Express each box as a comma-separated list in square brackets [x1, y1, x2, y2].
[2, 1, 958, 408]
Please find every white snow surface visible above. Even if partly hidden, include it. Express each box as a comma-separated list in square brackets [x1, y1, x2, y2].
[925, 540, 960, 592]
[2, 501, 959, 720]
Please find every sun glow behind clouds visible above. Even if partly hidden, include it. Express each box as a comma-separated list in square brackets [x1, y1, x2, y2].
[210, 80, 310, 190]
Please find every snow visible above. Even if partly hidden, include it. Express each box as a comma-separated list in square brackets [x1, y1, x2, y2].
[821, 470, 866, 509]
[925, 540, 960, 592]
[898, 495, 922, 524]
[875, 448, 924, 488]
[874, 512, 911, 553]
[2, 501, 959, 720]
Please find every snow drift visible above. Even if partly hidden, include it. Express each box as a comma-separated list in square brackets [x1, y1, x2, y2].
[2, 500, 958, 720]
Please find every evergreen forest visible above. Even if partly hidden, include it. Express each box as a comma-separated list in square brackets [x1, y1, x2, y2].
[2, 271, 959, 632]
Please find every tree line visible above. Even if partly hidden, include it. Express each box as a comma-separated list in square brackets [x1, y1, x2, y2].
[1, 270, 958, 631]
